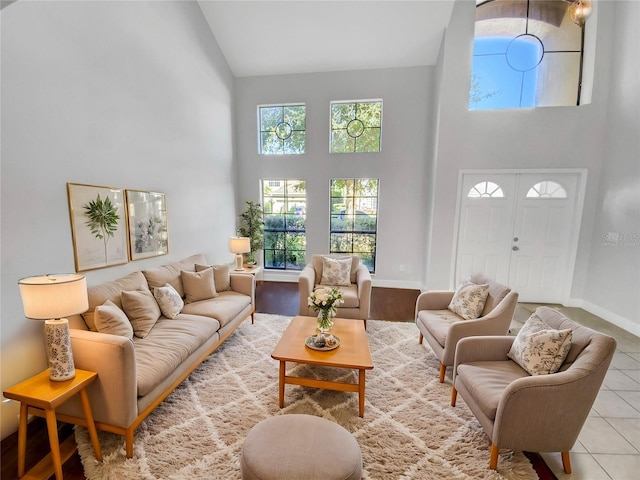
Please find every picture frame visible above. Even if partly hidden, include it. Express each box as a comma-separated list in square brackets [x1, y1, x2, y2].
[67, 183, 129, 272]
[125, 190, 169, 261]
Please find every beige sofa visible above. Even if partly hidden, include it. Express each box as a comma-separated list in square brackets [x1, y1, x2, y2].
[58, 254, 255, 458]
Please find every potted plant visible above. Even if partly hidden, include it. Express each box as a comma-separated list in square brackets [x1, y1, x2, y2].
[238, 201, 264, 265]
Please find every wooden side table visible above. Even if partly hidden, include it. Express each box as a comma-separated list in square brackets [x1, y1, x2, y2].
[3, 369, 102, 480]
[235, 264, 263, 283]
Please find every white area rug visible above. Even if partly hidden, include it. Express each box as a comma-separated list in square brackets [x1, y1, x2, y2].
[76, 314, 538, 479]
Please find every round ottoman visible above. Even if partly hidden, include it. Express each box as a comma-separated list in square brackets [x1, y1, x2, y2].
[240, 414, 362, 480]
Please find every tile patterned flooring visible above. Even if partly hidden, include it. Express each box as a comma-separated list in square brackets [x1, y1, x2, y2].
[511, 304, 640, 480]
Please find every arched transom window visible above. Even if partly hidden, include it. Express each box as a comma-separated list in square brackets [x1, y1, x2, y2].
[526, 180, 567, 198]
[468, 181, 505, 198]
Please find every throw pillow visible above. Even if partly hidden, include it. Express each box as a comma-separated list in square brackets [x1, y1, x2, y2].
[195, 263, 231, 291]
[94, 300, 133, 339]
[508, 313, 573, 375]
[181, 268, 218, 303]
[320, 257, 352, 286]
[447, 282, 490, 320]
[121, 288, 161, 339]
[153, 283, 184, 319]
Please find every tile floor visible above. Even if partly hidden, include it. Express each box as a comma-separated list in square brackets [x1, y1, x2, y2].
[511, 304, 640, 480]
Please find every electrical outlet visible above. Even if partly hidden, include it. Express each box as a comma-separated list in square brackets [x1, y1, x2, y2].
[398, 264, 405, 272]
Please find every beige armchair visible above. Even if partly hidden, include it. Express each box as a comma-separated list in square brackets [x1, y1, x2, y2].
[451, 306, 617, 473]
[298, 255, 371, 326]
[415, 273, 518, 382]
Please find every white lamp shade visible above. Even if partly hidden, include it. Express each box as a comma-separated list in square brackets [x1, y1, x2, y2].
[229, 237, 251, 254]
[18, 274, 88, 320]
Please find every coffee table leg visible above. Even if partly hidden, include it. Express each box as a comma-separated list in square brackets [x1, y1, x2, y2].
[359, 369, 366, 417]
[279, 361, 285, 408]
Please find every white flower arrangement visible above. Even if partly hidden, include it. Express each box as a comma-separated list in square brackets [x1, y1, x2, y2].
[308, 287, 344, 316]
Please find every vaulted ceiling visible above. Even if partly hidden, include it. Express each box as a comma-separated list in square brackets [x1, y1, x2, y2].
[197, 0, 456, 77]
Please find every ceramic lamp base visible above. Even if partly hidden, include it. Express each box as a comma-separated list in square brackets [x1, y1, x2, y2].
[234, 253, 245, 271]
[45, 318, 76, 381]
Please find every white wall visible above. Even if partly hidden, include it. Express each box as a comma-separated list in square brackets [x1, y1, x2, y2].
[0, 0, 236, 439]
[427, 0, 638, 334]
[234, 67, 434, 288]
[583, 0, 640, 331]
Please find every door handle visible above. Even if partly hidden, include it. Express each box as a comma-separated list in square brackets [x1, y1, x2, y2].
[512, 246, 519, 251]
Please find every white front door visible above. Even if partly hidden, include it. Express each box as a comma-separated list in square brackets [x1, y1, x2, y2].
[456, 174, 517, 285]
[455, 171, 583, 303]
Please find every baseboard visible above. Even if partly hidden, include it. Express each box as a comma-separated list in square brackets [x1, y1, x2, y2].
[566, 297, 639, 337]
[370, 278, 422, 290]
[262, 270, 423, 290]
[262, 271, 300, 283]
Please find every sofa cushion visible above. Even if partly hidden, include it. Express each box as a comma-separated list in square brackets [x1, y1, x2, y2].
[456, 360, 529, 420]
[312, 255, 359, 285]
[181, 268, 218, 303]
[313, 284, 359, 309]
[134, 314, 221, 397]
[417, 309, 462, 347]
[121, 288, 161, 339]
[320, 256, 352, 286]
[82, 271, 148, 332]
[195, 263, 231, 291]
[153, 283, 184, 319]
[142, 254, 206, 297]
[180, 291, 251, 328]
[448, 282, 490, 320]
[94, 300, 133, 339]
[508, 313, 573, 375]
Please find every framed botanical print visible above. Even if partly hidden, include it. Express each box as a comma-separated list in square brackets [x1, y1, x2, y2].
[67, 183, 129, 271]
[125, 190, 169, 261]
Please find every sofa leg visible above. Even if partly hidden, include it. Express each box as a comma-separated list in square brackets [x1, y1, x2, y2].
[363, 319, 367, 330]
[125, 428, 134, 459]
[451, 387, 457, 407]
[439, 364, 446, 383]
[419, 332, 423, 344]
[561, 451, 572, 474]
[489, 444, 499, 470]
[251, 312, 254, 324]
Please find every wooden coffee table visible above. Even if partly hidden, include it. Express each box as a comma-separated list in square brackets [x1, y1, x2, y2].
[271, 316, 374, 417]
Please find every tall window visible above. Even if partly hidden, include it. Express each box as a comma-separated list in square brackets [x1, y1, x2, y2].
[330, 100, 382, 153]
[262, 179, 306, 270]
[470, 0, 584, 110]
[259, 104, 306, 154]
[330, 179, 379, 272]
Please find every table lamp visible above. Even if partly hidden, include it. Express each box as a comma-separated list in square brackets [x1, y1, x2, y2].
[18, 273, 88, 381]
[229, 236, 251, 271]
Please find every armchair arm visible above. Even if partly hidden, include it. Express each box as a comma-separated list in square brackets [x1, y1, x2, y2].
[298, 265, 315, 315]
[453, 336, 514, 370]
[414, 291, 455, 318]
[57, 330, 138, 428]
[355, 263, 372, 319]
[481, 291, 519, 324]
[230, 273, 256, 307]
[493, 364, 609, 451]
